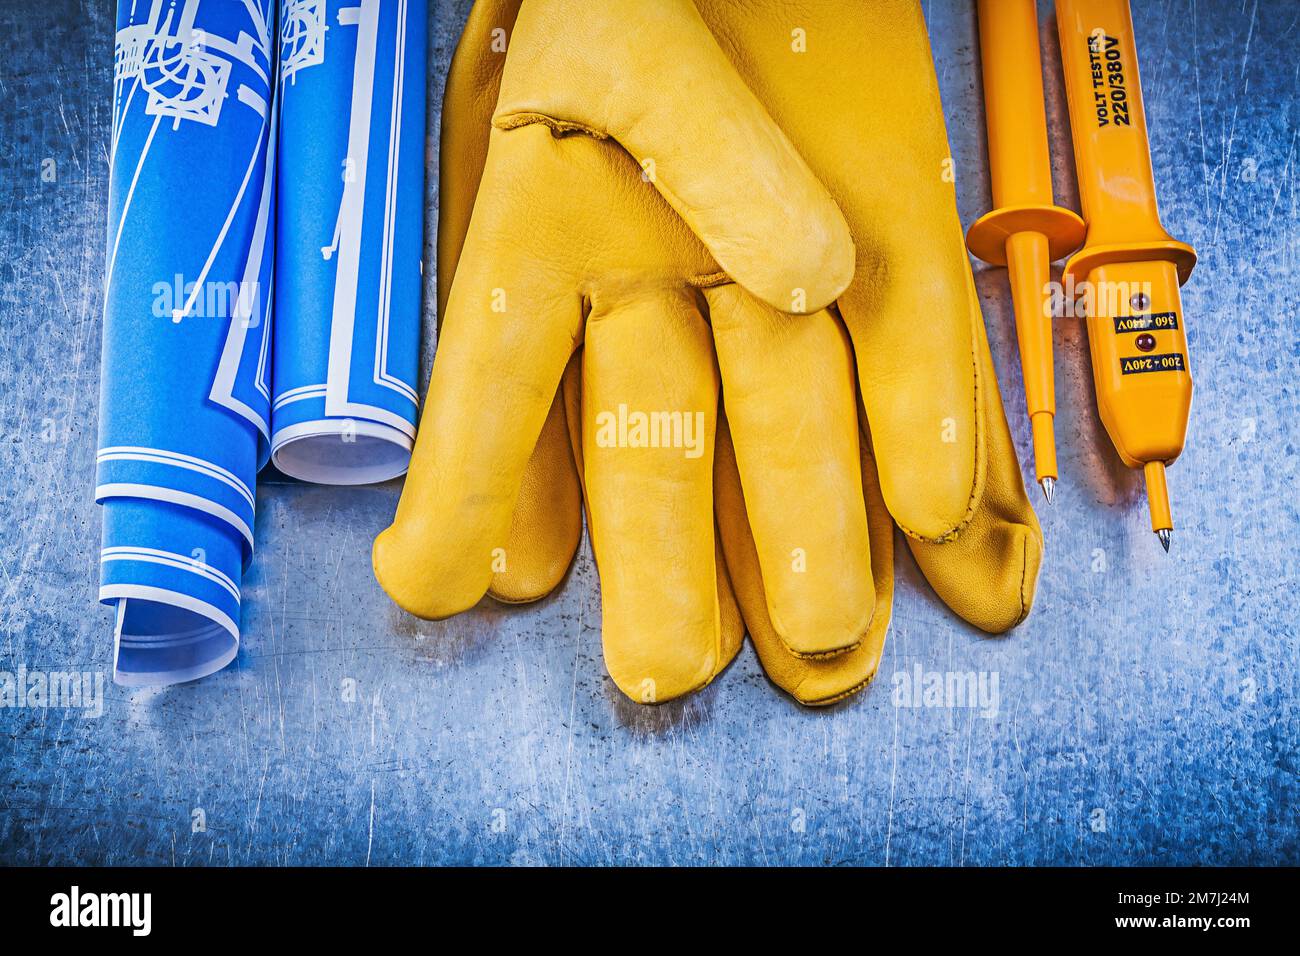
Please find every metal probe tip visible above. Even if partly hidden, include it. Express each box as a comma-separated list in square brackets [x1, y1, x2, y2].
[1039, 477, 1055, 504]
[1157, 529, 1171, 553]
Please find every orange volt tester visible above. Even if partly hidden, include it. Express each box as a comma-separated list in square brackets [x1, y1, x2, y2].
[1057, 0, 1197, 552]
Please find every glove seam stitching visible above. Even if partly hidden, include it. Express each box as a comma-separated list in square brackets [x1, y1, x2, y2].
[798, 666, 879, 707]
[1015, 531, 1032, 627]
[493, 111, 609, 141]
[893, 306, 985, 544]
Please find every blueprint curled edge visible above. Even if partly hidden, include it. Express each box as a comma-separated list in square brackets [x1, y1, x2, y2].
[270, 0, 427, 485]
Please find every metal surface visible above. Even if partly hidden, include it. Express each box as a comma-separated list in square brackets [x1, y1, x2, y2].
[1, 0, 1296, 866]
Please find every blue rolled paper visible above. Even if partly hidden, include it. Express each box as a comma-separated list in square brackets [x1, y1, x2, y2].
[98, 0, 276, 686]
[271, 0, 426, 484]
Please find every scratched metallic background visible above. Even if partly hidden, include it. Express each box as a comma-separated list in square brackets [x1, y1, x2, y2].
[1, 0, 1296, 866]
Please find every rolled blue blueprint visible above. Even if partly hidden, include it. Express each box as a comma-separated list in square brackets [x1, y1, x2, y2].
[271, 0, 426, 484]
[97, 0, 276, 686]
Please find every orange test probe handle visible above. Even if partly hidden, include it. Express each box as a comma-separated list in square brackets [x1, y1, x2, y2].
[966, 0, 1085, 497]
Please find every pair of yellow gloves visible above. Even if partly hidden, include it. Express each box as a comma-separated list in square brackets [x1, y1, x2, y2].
[373, 0, 1042, 705]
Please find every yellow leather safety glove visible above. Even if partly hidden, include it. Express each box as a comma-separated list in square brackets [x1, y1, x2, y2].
[375, 0, 894, 703]
[376, 0, 1043, 703]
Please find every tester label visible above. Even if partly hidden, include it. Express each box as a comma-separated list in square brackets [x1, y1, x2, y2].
[1121, 352, 1185, 375]
[1114, 311, 1179, 334]
[1087, 32, 1131, 127]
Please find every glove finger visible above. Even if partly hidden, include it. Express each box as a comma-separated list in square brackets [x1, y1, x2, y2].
[373, 134, 582, 619]
[486, 379, 583, 604]
[493, 0, 854, 314]
[906, 319, 1043, 633]
[715, 414, 894, 707]
[705, 284, 874, 658]
[582, 292, 723, 704]
[839, 267, 987, 546]
[565, 355, 742, 693]
[440, 4, 586, 607]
